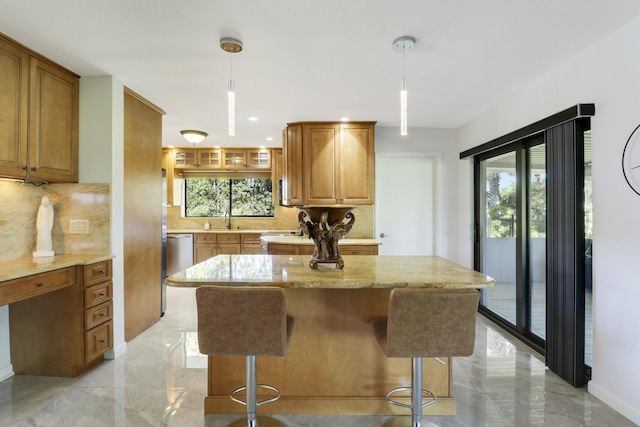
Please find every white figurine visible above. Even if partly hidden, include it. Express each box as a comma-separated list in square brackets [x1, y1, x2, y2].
[33, 195, 55, 257]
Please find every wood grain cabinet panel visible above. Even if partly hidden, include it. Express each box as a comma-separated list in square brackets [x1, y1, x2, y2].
[9, 260, 114, 377]
[282, 121, 375, 206]
[0, 33, 79, 183]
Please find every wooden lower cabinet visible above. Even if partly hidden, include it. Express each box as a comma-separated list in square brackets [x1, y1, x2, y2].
[9, 260, 114, 377]
[266, 242, 378, 256]
[193, 233, 264, 263]
[241, 234, 264, 254]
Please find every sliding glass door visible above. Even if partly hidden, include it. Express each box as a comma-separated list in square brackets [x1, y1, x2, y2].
[476, 135, 546, 350]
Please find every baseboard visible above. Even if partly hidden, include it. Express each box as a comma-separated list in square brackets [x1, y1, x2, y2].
[588, 380, 640, 425]
[104, 342, 127, 360]
[0, 363, 14, 382]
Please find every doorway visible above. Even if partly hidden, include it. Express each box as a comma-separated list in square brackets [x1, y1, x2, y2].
[375, 153, 442, 256]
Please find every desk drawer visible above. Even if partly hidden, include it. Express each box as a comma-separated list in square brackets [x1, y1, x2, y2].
[85, 281, 112, 308]
[85, 320, 113, 363]
[84, 261, 112, 287]
[85, 300, 113, 330]
[0, 267, 75, 305]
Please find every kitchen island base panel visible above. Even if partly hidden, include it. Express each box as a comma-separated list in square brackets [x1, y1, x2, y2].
[203, 288, 456, 416]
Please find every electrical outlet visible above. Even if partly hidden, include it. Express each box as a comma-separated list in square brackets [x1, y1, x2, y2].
[69, 219, 90, 234]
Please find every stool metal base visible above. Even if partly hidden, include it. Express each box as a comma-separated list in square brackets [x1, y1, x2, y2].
[384, 357, 438, 427]
[227, 415, 286, 427]
[229, 355, 281, 427]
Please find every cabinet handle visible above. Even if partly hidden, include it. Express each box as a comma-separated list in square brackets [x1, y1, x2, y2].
[36, 283, 44, 287]
[98, 270, 106, 274]
[99, 339, 106, 343]
[31, 167, 37, 171]
[22, 166, 28, 171]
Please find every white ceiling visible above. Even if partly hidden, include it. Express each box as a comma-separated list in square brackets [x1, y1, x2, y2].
[2, 0, 640, 148]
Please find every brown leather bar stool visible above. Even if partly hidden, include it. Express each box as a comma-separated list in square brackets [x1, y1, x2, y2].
[196, 286, 294, 427]
[372, 288, 480, 427]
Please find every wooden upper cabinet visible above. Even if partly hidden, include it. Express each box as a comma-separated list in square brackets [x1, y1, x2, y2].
[0, 36, 29, 179]
[246, 148, 271, 169]
[171, 147, 271, 170]
[0, 34, 79, 183]
[29, 57, 79, 182]
[174, 148, 222, 169]
[282, 124, 303, 205]
[283, 121, 375, 206]
[339, 122, 375, 204]
[222, 149, 247, 169]
[304, 123, 341, 205]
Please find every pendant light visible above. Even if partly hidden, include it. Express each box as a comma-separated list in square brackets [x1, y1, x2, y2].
[220, 38, 243, 136]
[392, 36, 415, 136]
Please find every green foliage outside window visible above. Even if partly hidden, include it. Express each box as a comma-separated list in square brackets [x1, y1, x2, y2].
[486, 171, 546, 238]
[185, 178, 274, 217]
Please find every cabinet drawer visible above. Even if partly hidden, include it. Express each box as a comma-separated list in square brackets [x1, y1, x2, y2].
[85, 300, 113, 330]
[85, 320, 113, 363]
[85, 281, 112, 308]
[0, 267, 75, 305]
[194, 234, 216, 243]
[269, 244, 300, 255]
[339, 245, 377, 255]
[218, 233, 241, 243]
[241, 233, 262, 244]
[84, 260, 112, 287]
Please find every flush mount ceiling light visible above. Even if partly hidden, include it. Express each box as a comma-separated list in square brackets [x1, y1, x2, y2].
[221, 37, 243, 136]
[393, 36, 415, 136]
[180, 130, 208, 145]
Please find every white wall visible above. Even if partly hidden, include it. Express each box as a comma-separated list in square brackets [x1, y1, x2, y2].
[375, 126, 459, 260]
[456, 16, 640, 424]
[79, 76, 127, 359]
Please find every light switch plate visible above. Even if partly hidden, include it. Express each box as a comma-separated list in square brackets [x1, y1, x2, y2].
[69, 219, 90, 234]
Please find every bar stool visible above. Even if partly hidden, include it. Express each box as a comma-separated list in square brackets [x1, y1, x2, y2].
[372, 288, 480, 427]
[196, 286, 294, 427]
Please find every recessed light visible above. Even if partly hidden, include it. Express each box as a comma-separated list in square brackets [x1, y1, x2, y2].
[214, 145, 221, 148]
[259, 145, 266, 149]
[266, 137, 274, 141]
[167, 145, 175, 148]
[248, 116, 258, 121]
[340, 117, 350, 122]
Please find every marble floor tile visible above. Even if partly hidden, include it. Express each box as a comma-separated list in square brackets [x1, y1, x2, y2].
[0, 286, 634, 427]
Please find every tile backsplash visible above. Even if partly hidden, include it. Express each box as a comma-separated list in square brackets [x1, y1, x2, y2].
[0, 181, 111, 261]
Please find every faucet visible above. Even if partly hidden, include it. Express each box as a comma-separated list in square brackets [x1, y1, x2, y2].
[223, 211, 231, 229]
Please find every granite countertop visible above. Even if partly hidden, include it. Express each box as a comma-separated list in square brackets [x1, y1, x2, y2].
[166, 254, 495, 289]
[0, 254, 114, 282]
[260, 235, 381, 246]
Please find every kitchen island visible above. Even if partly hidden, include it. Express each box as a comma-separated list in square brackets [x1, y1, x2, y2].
[166, 254, 494, 416]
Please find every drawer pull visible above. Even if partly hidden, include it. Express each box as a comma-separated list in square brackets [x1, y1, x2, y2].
[98, 293, 106, 297]
[98, 270, 106, 274]
[99, 339, 106, 343]
[36, 283, 44, 287]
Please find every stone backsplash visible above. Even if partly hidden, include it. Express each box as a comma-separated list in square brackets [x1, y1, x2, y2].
[0, 181, 111, 261]
[167, 204, 374, 238]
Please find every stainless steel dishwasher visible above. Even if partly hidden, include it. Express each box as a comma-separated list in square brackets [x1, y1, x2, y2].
[166, 234, 194, 276]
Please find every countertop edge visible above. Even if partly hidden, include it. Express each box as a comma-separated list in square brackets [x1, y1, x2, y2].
[0, 254, 115, 283]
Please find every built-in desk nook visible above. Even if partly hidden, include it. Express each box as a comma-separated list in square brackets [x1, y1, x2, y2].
[166, 254, 495, 416]
[0, 254, 115, 377]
